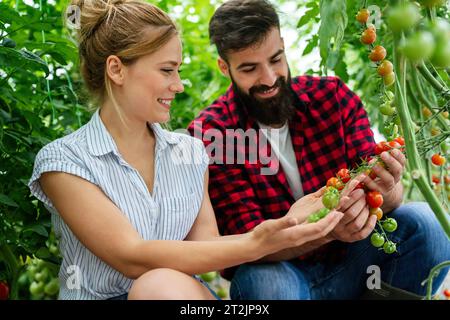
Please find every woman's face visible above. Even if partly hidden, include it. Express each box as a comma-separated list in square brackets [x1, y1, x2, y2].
[120, 35, 184, 124]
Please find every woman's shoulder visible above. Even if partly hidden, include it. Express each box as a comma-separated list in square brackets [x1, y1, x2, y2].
[35, 124, 90, 162]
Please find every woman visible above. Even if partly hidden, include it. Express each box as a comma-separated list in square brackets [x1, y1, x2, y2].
[28, 0, 350, 300]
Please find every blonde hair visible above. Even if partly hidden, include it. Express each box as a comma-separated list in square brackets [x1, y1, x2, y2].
[70, 0, 178, 120]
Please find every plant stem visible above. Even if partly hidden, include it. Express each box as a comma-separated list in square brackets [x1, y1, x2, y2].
[417, 62, 450, 97]
[425, 261, 450, 300]
[392, 33, 450, 239]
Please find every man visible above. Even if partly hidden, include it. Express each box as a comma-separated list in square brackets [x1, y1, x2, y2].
[187, 0, 450, 299]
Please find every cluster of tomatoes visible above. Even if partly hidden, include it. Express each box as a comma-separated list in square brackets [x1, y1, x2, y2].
[17, 258, 60, 300]
[356, 8, 396, 88]
[307, 137, 407, 254]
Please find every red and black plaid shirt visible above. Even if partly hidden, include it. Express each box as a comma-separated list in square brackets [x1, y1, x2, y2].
[187, 75, 376, 279]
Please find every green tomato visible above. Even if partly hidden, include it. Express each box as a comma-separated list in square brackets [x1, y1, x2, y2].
[370, 233, 386, 248]
[380, 102, 395, 116]
[383, 241, 397, 254]
[216, 287, 228, 299]
[307, 213, 321, 223]
[385, 91, 395, 101]
[49, 244, 59, 255]
[382, 218, 398, 233]
[322, 192, 340, 210]
[387, 3, 421, 33]
[400, 31, 435, 62]
[431, 42, 450, 68]
[316, 207, 331, 219]
[44, 278, 59, 296]
[200, 272, 217, 283]
[34, 268, 49, 283]
[29, 281, 45, 296]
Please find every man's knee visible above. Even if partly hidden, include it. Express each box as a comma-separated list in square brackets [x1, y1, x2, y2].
[389, 202, 450, 259]
[230, 262, 309, 300]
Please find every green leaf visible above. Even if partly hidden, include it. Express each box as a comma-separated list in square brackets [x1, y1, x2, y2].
[297, 6, 319, 28]
[0, 194, 19, 207]
[35, 247, 51, 259]
[0, 3, 26, 25]
[318, 0, 348, 73]
[302, 35, 319, 56]
[0, 47, 49, 75]
[22, 225, 48, 238]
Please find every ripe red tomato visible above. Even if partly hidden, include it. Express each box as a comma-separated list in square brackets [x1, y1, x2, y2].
[377, 60, 394, 76]
[336, 168, 351, 183]
[366, 191, 384, 208]
[355, 182, 366, 190]
[432, 175, 441, 184]
[444, 289, 450, 298]
[0, 281, 9, 300]
[360, 28, 376, 45]
[388, 141, 401, 149]
[356, 8, 370, 24]
[375, 141, 390, 155]
[369, 45, 387, 62]
[394, 136, 405, 146]
[431, 154, 446, 166]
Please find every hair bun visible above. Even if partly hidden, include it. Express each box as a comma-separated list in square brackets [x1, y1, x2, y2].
[70, 0, 130, 41]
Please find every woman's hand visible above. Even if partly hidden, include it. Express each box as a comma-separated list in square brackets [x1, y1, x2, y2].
[250, 210, 344, 258]
[285, 187, 327, 222]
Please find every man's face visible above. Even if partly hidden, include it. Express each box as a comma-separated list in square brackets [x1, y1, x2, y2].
[218, 27, 295, 126]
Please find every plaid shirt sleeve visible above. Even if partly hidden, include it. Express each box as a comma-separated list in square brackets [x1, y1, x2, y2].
[336, 78, 376, 166]
[187, 117, 266, 236]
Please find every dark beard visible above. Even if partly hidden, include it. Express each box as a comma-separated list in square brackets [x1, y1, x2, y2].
[231, 72, 296, 127]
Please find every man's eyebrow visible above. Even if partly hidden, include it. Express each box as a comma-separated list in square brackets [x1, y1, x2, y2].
[270, 49, 284, 60]
[236, 49, 284, 70]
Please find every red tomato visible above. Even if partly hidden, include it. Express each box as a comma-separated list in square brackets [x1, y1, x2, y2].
[355, 182, 366, 190]
[431, 154, 446, 166]
[432, 175, 440, 184]
[366, 191, 384, 208]
[394, 136, 405, 146]
[444, 289, 450, 298]
[336, 168, 351, 183]
[0, 281, 9, 300]
[388, 141, 401, 149]
[375, 141, 390, 155]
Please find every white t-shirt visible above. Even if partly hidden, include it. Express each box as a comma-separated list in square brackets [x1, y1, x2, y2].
[258, 122, 304, 200]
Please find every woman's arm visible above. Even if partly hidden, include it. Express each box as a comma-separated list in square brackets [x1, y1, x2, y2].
[40, 171, 343, 279]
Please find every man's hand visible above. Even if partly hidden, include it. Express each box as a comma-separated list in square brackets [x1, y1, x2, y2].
[362, 148, 406, 212]
[327, 174, 377, 243]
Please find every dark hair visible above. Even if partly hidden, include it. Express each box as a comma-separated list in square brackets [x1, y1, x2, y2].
[209, 0, 280, 61]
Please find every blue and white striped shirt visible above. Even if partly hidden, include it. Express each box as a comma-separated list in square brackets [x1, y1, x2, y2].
[28, 110, 209, 300]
